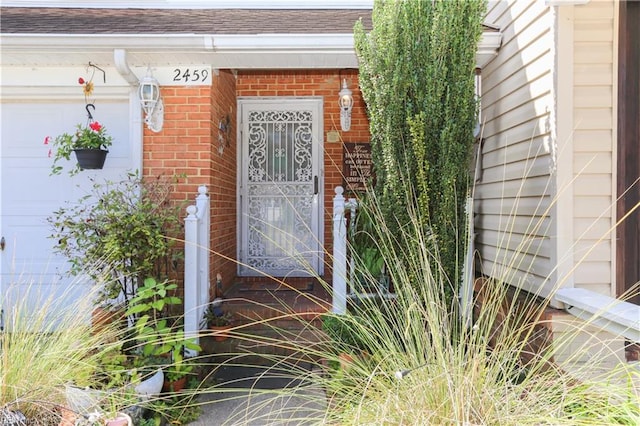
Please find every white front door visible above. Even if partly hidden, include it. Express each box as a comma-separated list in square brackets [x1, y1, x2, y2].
[0, 99, 135, 326]
[238, 98, 324, 277]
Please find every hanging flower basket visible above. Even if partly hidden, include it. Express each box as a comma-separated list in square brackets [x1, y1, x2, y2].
[47, 72, 114, 176]
[73, 148, 108, 170]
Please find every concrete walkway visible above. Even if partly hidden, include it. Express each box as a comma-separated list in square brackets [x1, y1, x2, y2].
[187, 364, 328, 426]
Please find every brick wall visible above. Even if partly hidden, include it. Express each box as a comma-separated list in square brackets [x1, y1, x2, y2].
[473, 277, 555, 369]
[143, 69, 371, 292]
[210, 70, 237, 296]
[142, 85, 212, 298]
[143, 85, 212, 197]
[236, 69, 371, 282]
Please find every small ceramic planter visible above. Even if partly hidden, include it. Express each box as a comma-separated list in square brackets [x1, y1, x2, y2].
[162, 376, 187, 393]
[210, 324, 232, 341]
[134, 368, 164, 400]
[105, 412, 132, 426]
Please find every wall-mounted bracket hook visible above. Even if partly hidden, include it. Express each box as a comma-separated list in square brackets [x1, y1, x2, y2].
[88, 62, 106, 83]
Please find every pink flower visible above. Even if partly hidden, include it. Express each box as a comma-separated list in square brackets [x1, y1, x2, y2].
[43, 136, 51, 145]
[78, 77, 85, 85]
[89, 121, 102, 132]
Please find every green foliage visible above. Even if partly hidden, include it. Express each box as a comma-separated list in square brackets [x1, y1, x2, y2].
[163, 355, 196, 383]
[127, 278, 186, 357]
[125, 277, 201, 387]
[48, 173, 184, 312]
[93, 342, 130, 389]
[145, 392, 202, 425]
[201, 304, 233, 328]
[354, 0, 486, 296]
[350, 196, 385, 286]
[127, 278, 181, 318]
[322, 314, 368, 354]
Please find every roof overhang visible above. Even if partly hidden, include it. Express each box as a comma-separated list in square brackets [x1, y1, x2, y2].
[0, 34, 360, 69]
[0, 30, 501, 70]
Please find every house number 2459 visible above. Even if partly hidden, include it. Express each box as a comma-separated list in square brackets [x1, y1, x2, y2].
[173, 68, 210, 84]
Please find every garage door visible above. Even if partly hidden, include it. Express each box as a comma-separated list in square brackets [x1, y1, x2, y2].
[0, 100, 135, 328]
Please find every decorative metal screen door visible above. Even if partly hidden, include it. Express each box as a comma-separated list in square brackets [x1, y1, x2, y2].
[238, 99, 323, 277]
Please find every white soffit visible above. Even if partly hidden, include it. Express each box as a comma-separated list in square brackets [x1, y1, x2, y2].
[0, 34, 360, 69]
[1, 29, 501, 70]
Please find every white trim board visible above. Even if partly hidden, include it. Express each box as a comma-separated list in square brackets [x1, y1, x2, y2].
[556, 288, 640, 343]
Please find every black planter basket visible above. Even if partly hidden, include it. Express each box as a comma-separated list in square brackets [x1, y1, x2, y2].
[73, 148, 108, 170]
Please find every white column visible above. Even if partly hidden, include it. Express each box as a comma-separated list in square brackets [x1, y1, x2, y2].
[333, 186, 348, 314]
[184, 204, 199, 355]
[195, 186, 209, 329]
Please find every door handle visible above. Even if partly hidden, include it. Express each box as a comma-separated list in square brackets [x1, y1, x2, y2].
[314, 176, 318, 195]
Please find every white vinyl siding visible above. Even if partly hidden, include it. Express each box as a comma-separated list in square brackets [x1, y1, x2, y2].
[477, 0, 554, 296]
[571, 0, 616, 297]
[478, 0, 618, 306]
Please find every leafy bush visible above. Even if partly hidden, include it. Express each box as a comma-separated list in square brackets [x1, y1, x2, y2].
[322, 314, 367, 354]
[48, 173, 184, 314]
[355, 0, 485, 296]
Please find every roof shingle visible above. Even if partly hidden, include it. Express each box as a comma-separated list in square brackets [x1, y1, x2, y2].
[0, 7, 373, 34]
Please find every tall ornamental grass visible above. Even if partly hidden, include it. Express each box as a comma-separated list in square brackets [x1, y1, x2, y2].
[1, 280, 122, 423]
[184, 181, 638, 424]
[310, 190, 639, 425]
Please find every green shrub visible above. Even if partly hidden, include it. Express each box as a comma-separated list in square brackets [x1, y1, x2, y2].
[355, 0, 485, 297]
[47, 172, 184, 315]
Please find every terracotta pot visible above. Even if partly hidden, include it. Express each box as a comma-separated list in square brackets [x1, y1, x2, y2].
[58, 407, 77, 426]
[105, 412, 132, 426]
[162, 376, 187, 393]
[91, 307, 124, 334]
[338, 352, 355, 371]
[210, 325, 232, 341]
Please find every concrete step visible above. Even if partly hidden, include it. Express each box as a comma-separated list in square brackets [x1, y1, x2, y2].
[199, 327, 327, 366]
[199, 287, 330, 359]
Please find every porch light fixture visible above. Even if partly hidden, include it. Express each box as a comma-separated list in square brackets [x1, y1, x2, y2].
[338, 79, 353, 131]
[138, 67, 164, 132]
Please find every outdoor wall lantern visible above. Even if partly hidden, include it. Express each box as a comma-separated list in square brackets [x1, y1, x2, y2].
[138, 67, 164, 132]
[338, 78, 353, 131]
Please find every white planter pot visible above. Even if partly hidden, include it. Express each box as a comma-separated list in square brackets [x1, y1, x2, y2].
[134, 368, 164, 400]
[105, 412, 132, 426]
[65, 368, 163, 416]
[65, 385, 106, 415]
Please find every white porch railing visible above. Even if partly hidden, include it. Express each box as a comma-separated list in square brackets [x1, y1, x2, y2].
[333, 186, 398, 314]
[183, 185, 210, 355]
[332, 186, 357, 314]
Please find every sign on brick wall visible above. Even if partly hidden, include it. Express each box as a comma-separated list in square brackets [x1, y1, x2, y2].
[343, 142, 374, 193]
[133, 66, 213, 86]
